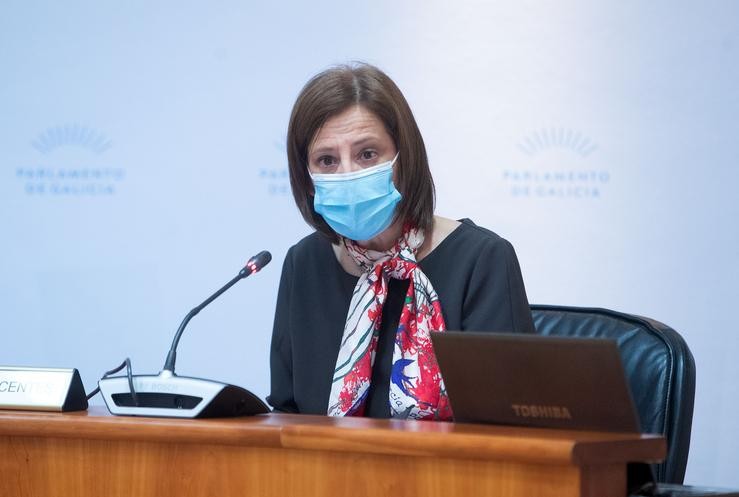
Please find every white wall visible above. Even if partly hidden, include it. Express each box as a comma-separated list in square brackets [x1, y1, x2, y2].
[1, 0, 737, 486]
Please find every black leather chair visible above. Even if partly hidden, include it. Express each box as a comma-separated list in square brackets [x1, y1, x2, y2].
[530, 304, 696, 484]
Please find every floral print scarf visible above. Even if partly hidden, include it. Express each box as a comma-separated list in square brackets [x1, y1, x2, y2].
[327, 227, 453, 420]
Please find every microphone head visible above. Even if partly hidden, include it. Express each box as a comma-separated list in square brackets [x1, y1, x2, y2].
[245, 250, 272, 275]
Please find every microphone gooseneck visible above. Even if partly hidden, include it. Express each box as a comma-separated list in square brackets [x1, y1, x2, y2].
[162, 250, 272, 374]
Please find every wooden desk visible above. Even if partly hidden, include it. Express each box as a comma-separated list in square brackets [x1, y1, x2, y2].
[0, 407, 664, 497]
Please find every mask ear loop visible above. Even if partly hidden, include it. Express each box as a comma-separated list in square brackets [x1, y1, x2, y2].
[305, 161, 315, 196]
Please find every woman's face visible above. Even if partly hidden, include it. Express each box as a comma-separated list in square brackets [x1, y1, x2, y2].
[307, 105, 397, 175]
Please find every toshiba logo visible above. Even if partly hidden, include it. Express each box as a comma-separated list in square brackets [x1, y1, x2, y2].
[511, 404, 573, 420]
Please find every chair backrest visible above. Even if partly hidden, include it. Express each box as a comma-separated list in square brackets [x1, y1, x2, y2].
[530, 304, 696, 484]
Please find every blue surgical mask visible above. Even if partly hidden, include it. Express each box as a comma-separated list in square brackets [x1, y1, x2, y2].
[311, 154, 401, 241]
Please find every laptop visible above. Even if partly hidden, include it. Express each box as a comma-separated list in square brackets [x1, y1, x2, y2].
[430, 331, 641, 433]
[430, 332, 739, 497]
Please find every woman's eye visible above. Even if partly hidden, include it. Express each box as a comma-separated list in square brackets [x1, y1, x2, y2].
[317, 156, 337, 168]
[360, 150, 378, 161]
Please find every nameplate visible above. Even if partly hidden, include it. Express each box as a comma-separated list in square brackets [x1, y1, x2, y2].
[0, 366, 88, 412]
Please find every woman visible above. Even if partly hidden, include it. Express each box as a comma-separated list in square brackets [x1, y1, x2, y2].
[268, 62, 535, 420]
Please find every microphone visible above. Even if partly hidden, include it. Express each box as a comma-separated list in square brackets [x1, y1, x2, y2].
[97, 251, 273, 418]
[162, 250, 272, 374]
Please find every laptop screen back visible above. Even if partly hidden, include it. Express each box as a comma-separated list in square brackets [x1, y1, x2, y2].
[430, 331, 641, 433]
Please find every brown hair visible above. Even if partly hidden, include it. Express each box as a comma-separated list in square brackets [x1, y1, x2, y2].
[286, 62, 436, 242]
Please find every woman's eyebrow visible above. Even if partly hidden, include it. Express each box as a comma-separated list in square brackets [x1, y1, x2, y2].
[309, 145, 335, 157]
[310, 135, 381, 157]
[351, 135, 380, 147]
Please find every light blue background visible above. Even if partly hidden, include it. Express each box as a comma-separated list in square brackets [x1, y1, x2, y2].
[2, 0, 737, 486]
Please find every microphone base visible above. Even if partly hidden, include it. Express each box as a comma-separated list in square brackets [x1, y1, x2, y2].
[98, 372, 269, 418]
